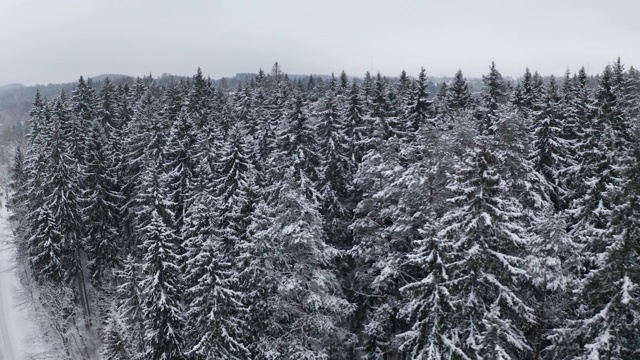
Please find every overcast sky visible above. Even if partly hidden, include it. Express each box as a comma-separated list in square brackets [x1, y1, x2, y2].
[1, 0, 639, 85]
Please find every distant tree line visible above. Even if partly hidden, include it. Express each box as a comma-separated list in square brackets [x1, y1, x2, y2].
[8, 59, 640, 359]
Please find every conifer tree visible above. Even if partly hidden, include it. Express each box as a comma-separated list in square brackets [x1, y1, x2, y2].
[137, 161, 185, 360]
[163, 106, 196, 250]
[317, 85, 353, 248]
[343, 81, 368, 166]
[530, 76, 568, 210]
[349, 142, 406, 359]
[213, 124, 256, 254]
[48, 96, 87, 287]
[559, 62, 640, 360]
[404, 67, 433, 133]
[396, 123, 454, 359]
[439, 140, 535, 359]
[183, 152, 248, 360]
[397, 215, 455, 359]
[262, 174, 352, 358]
[116, 254, 146, 355]
[101, 306, 134, 360]
[447, 69, 472, 112]
[84, 90, 122, 286]
[274, 87, 321, 202]
[370, 73, 400, 141]
[69, 76, 97, 164]
[562, 67, 594, 212]
[28, 202, 65, 284]
[478, 62, 508, 135]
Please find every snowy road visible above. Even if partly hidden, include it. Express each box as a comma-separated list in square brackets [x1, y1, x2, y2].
[0, 248, 16, 360]
[0, 224, 18, 360]
[0, 204, 34, 360]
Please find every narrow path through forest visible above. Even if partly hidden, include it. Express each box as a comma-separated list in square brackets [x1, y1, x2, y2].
[0, 203, 35, 360]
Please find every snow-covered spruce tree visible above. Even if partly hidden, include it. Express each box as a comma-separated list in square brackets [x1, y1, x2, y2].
[186, 68, 214, 131]
[68, 76, 97, 164]
[46, 95, 92, 317]
[478, 61, 509, 136]
[232, 82, 253, 134]
[446, 69, 473, 113]
[556, 62, 640, 360]
[8, 145, 26, 233]
[315, 79, 359, 356]
[438, 139, 535, 359]
[403, 68, 433, 134]
[121, 84, 164, 254]
[523, 76, 583, 359]
[561, 67, 595, 214]
[258, 172, 352, 359]
[101, 306, 135, 360]
[395, 70, 412, 111]
[10, 91, 47, 262]
[83, 95, 122, 288]
[526, 208, 580, 359]
[213, 123, 256, 256]
[28, 201, 65, 284]
[272, 85, 321, 202]
[248, 69, 278, 173]
[370, 72, 401, 141]
[349, 131, 408, 359]
[488, 69, 546, 214]
[22, 93, 96, 357]
[116, 254, 146, 355]
[338, 71, 350, 94]
[316, 82, 354, 249]
[397, 214, 455, 360]
[98, 77, 117, 140]
[513, 68, 544, 120]
[48, 94, 84, 274]
[182, 152, 249, 360]
[162, 106, 197, 264]
[342, 81, 368, 166]
[396, 122, 456, 359]
[212, 84, 234, 139]
[566, 65, 629, 270]
[361, 71, 375, 109]
[137, 160, 185, 360]
[530, 76, 570, 211]
[162, 83, 196, 243]
[434, 82, 449, 123]
[240, 194, 279, 358]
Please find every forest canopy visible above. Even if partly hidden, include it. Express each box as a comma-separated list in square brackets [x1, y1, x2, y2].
[8, 60, 640, 359]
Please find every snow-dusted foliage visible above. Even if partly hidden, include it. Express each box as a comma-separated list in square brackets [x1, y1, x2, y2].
[8, 60, 640, 359]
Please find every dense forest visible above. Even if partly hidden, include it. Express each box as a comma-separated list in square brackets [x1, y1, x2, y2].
[8, 59, 640, 359]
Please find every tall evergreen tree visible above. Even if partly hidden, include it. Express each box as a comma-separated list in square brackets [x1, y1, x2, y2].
[404, 67, 433, 133]
[116, 254, 146, 355]
[137, 161, 185, 360]
[259, 174, 352, 358]
[439, 141, 535, 359]
[447, 69, 472, 112]
[273, 87, 321, 203]
[183, 152, 248, 359]
[478, 62, 509, 135]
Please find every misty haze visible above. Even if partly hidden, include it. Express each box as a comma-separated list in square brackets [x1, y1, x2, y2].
[0, 1, 639, 360]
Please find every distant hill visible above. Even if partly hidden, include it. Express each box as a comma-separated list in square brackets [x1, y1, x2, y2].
[0, 83, 26, 95]
[87, 74, 134, 83]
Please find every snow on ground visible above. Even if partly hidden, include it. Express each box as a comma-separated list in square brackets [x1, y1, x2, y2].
[0, 202, 45, 360]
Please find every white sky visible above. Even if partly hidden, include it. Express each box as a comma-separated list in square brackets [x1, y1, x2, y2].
[1, 0, 638, 85]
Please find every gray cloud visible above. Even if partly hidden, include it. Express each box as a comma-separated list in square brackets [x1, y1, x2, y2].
[1, 0, 638, 85]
